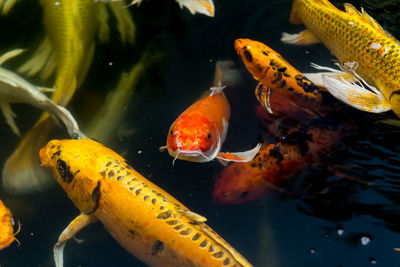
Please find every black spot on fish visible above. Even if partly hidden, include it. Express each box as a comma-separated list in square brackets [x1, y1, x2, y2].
[128, 229, 136, 239]
[281, 129, 313, 156]
[51, 150, 61, 159]
[108, 170, 115, 179]
[269, 147, 284, 163]
[278, 67, 287, 72]
[56, 159, 74, 183]
[262, 51, 269, 56]
[295, 74, 320, 93]
[283, 73, 291, 77]
[256, 63, 264, 72]
[243, 50, 253, 62]
[157, 210, 172, 219]
[105, 162, 112, 167]
[88, 181, 101, 214]
[288, 87, 294, 91]
[100, 170, 106, 177]
[271, 72, 282, 84]
[151, 240, 165, 256]
[277, 79, 287, 89]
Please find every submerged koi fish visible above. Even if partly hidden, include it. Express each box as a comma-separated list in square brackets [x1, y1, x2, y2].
[160, 65, 260, 165]
[0, 199, 19, 250]
[213, 124, 344, 204]
[2, 0, 134, 194]
[97, 0, 215, 17]
[39, 138, 253, 267]
[281, 0, 400, 117]
[234, 38, 337, 118]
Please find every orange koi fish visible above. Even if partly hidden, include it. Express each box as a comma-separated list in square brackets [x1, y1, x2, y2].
[160, 63, 260, 165]
[39, 138, 253, 267]
[234, 38, 337, 118]
[0, 199, 19, 250]
[213, 124, 344, 204]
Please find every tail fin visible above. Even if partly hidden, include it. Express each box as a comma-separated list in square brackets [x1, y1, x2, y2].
[216, 143, 261, 166]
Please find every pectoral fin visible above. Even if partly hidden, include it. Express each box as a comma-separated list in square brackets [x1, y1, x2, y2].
[54, 213, 97, 267]
[322, 75, 391, 113]
[255, 83, 273, 114]
[216, 143, 261, 166]
[304, 63, 357, 87]
[1, 103, 20, 136]
[281, 29, 321, 45]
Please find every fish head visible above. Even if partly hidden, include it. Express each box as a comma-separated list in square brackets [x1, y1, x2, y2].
[234, 38, 284, 81]
[39, 139, 105, 214]
[166, 112, 221, 162]
[212, 162, 272, 204]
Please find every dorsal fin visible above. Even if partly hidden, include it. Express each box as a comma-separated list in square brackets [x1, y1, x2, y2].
[316, 0, 337, 9]
[176, 207, 207, 222]
[344, 3, 399, 42]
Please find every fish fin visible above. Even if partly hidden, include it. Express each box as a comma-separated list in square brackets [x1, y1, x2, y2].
[0, 0, 18, 15]
[289, 3, 302, 24]
[107, 2, 135, 43]
[281, 30, 321, 45]
[96, 4, 110, 43]
[0, 48, 25, 66]
[159, 146, 168, 152]
[344, 4, 399, 42]
[216, 143, 261, 165]
[175, 0, 215, 17]
[2, 118, 56, 194]
[0, 103, 20, 136]
[376, 119, 400, 128]
[209, 86, 225, 96]
[255, 83, 273, 114]
[177, 208, 207, 222]
[304, 63, 357, 86]
[54, 214, 97, 267]
[18, 37, 57, 80]
[44, 100, 80, 137]
[322, 74, 391, 113]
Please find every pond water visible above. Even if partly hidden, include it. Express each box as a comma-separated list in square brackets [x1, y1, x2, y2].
[0, 0, 400, 266]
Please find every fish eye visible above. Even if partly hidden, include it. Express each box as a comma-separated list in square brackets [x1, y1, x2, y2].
[56, 159, 73, 183]
[243, 50, 253, 62]
[170, 130, 173, 135]
[240, 191, 249, 198]
[207, 133, 212, 139]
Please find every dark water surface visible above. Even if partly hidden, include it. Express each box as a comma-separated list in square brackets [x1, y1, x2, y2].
[1, 0, 400, 266]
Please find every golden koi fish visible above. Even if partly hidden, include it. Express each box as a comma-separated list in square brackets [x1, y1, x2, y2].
[0, 199, 20, 250]
[2, 0, 134, 194]
[39, 138, 253, 267]
[281, 0, 400, 117]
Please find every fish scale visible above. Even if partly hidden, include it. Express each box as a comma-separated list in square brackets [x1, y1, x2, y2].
[288, 0, 400, 116]
[40, 138, 252, 267]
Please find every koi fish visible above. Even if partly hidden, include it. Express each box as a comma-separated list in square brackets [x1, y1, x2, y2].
[0, 199, 20, 250]
[234, 38, 337, 118]
[97, 0, 215, 17]
[213, 124, 345, 204]
[281, 0, 400, 117]
[2, 0, 134, 194]
[39, 138, 253, 267]
[0, 49, 80, 137]
[160, 62, 260, 165]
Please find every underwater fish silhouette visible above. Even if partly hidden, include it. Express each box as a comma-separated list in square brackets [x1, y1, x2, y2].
[2, 0, 135, 194]
[160, 61, 260, 165]
[281, 0, 400, 117]
[40, 138, 253, 267]
[97, 0, 215, 17]
[0, 199, 19, 250]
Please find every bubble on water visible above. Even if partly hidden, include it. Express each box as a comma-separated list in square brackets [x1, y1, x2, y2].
[137, 149, 142, 154]
[336, 225, 344, 236]
[361, 236, 371, 246]
[310, 248, 316, 254]
[108, 62, 113, 66]
[54, 1, 60, 6]
[369, 257, 377, 264]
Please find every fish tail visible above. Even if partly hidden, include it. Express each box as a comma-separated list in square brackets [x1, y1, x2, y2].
[2, 117, 56, 194]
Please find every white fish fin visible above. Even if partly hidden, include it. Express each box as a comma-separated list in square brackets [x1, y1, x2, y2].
[18, 37, 57, 80]
[322, 74, 391, 113]
[159, 145, 168, 152]
[344, 4, 399, 42]
[0, 103, 20, 136]
[175, 0, 215, 17]
[44, 101, 80, 137]
[0, 48, 25, 66]
[281, 30, 321, 45]
[209, 86, 226, 96]
[0, 0, 18, 15]
[54, 214, 97, 267]
[304, 62, 357, 86]
[216, 143, 261, 165]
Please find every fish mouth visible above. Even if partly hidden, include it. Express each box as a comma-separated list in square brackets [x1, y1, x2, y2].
[170, 149, 214, 164]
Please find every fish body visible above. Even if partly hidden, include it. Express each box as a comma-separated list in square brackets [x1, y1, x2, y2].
[213, 124, 344, 204]
[282, 0, 400, 116]
[39, 138, 253, 267]
[234, 38, 334, 119]
[0, 199, 18, 250]
[161, 86, 260, 165]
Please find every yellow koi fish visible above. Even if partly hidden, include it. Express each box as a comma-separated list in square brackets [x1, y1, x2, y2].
[0, 199, 20, 250]
[2, 0, 134, 194]
[281, 0, 400, 117]
[39, 138, 253, 267]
